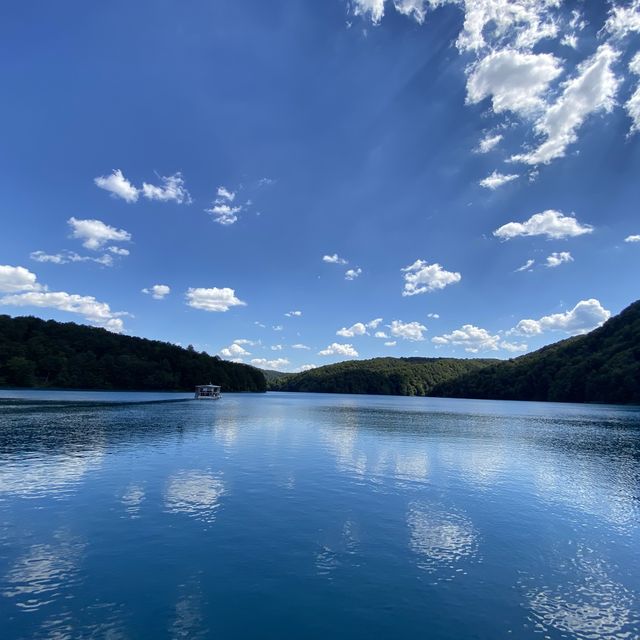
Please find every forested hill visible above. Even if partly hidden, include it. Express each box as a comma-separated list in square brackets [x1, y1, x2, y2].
[0, 315, 266, 392]
[432, 300, 640, 405]
[270, 357, 498, 396]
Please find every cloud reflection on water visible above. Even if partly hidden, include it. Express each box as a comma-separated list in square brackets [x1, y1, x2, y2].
[165, 471, 225, 523]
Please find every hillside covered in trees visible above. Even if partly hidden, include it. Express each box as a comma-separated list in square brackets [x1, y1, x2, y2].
[273, 300, 640, 405]
[0, 315, 266, 392]
[270, 357, 497, 396]
[432, 299, 640, 405]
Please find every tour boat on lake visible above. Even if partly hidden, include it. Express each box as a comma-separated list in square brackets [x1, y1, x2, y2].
[194, 384, 222, 400]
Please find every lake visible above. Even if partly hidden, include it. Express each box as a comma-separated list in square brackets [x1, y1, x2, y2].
[0, 391, 639, 639]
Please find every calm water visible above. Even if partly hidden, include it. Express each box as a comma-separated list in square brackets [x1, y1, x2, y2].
[1, 391, 639, 639]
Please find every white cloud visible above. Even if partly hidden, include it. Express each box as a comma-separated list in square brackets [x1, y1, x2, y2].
[432, 324, 527, 353]
[206, 185, 242, 225]
[545, 251, 573, 267]
[374, 331, 388, 338]
[466, 49, 562, 117]
[515, 258, 535, 272]
[345, 267, 362, 280]
[626, 53, 640, 134]
[142, 173, 191, 204]
[234, 339, 257, 346]
[206, 203, 241, 226]
[427, 312, 440, 319]
[511, 45, 620, 165]
[0, 291, 128, 332]
[186, 287, 246, 312]
[323, 253, 348, 264]
[217, 186, 236, 201]
[402, 260, 461, 296]
[94, 169, 139, 203]
[68, 217, 131, 250]
[30, 251, 114, 267]
[511, 298, 611, 336]
[624, 234, 640, 243]
[295, 364, 317, 372]
[494, 210, 593, 240]
[285, 310, 302, 317]
[220, 343, 251, 358]
[384, 341, 397, 346]
[0, 265, 42, 293]
[292, 343, 311, 350]
[336, 318, 383, 337]
[142, 284, 171, 300]
[476, 133, 503, 153]
[479, 171, 519, 189]
[272, 325, 283, 332]
[389, 320, 427, 341]
[352, 0, 386, 24]
[271, 344, 283, 351]
[108, 246, 130, 256]
[250, 358, 290, 370]
[604, 0, 640, 40]
[318, 343, 359, 357]
[337, 322, 367, 338]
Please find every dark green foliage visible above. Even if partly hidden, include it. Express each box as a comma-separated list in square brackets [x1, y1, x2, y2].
[0, 315, 266, 392]
[260, 368, 291, 384]
[270, 357, 497, 396]
[432, 300, 640, 405]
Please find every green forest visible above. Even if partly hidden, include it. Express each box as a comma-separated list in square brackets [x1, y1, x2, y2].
[0, 315, 266, 392]
[272, 300, 640, 405]
[432, 299, 640, 404]
[270, 357, 497, 396]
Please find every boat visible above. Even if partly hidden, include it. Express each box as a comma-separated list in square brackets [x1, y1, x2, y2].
[194, 384, 222, 400]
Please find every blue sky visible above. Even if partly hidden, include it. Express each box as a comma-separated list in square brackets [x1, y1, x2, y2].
[1, 0, 639, 371]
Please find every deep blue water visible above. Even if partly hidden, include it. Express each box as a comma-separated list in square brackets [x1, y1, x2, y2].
[0, 391, 639, 639]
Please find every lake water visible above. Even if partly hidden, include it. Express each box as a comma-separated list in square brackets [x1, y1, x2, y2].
[1, 391, 639, 639]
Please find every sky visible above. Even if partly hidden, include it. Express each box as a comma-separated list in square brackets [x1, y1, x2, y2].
[1, 0, 639, 372]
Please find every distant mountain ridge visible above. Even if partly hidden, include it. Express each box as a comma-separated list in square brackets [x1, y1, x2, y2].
[0, 315, 266, 392]
[272, 300, 640, 405]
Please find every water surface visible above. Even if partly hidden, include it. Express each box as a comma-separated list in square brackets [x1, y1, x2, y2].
[1, 391, 639, 639]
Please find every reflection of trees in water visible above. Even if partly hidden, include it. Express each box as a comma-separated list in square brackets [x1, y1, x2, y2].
[165, 470, 225, 523]
[407, 501, 479, 581]
[522, 545, 638, 639]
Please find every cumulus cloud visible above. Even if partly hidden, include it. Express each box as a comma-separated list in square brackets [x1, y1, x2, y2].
[206, 185, 241, 225]
[494, 210, 593, 240]
[511, 298, 611, 336]
[295, 364, 317, 372]
[545, 251, 573, 267]
[374, 331, 388, 338]
[142, 173, 191, 204]
[604, 0, 640, 40]
[30, 251, 114, 267]
[479, 171, 519, 189]
[476, 133, 503, 153]
[220, 342, 251, 358]
[250, 358, 290, 370]
[511, 45, 620, 165]
[285, 310, 302, 317]
[0, 291, 128, 332]
[432, 324, 527, 353]
[466, 49, 562, 117]
[389, 320, 427, 341]
[336, 318, 383, 337]
[108, 246, 130, 256]
[626, 53, 640, 134]
[515, 258, 535, 272]
[318, 342, 359, 357]
[185, 287, 246, 312]
[68, 217, 131, 250]
[0, 265, 42, 293]
[142, 284, 171, 300]
[94, 169, 139, 202]
[402, 260, 461, 296]
[323, 253, 348, 264]
[427, 312, 440, 319]
[624, 234, 640, 243]
[345, 267, 362, 280]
